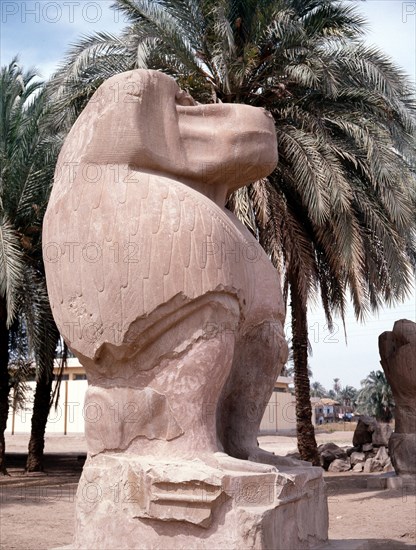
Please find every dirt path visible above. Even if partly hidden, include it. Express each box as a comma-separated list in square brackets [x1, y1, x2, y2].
[324, 473, 416, 548]
[1, 433, 415, 549]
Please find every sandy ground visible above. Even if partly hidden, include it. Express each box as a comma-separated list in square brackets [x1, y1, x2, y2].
[1, 432, 415, 550]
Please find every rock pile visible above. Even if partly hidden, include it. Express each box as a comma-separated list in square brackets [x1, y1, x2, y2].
[318, 417, 394, 473]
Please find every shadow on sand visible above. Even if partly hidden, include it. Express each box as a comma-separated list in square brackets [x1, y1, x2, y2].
[318, 539, 416, 549]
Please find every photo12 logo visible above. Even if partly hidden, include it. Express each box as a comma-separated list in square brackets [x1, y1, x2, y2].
[402, 2, 416, 23]
[43, 241, 140, 265]
[201, 238, 262, 265]
[1, 2, 123, 24]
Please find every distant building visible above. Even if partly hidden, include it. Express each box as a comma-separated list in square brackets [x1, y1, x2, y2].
[259, 376, 316, 433]
[7, 358, 88, 435]
[313, 398, 340, 423]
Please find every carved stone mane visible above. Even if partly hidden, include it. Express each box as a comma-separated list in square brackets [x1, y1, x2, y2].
[45, 70, 279, 364]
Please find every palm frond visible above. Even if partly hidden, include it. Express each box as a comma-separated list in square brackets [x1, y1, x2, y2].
[0, 217, 25, 326]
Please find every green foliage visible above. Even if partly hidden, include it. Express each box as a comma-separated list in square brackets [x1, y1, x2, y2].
[356, 370, 394, 422]
[8, 321, 34, 411]
[8, 363, 35, 412]
[0, 57, 61, 380]
[310, 380, 326, 398]
[337, 384, 357, 407]
[326, 378, 358, 405]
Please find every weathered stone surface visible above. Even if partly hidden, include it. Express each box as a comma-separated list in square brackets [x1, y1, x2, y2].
[388, 433, 416, 476]
[383, 458, 394, 473]
[350, 452, 366, 466]
[346, 446, 360, 457]
[318, 443, 347, 470]
[328, 458, 351, 473]
[286, 450, 301, 460]
[372, 422, 393, 447]
[352, 463, 364, 472]
[362, 443, 373, 452]
[72, 455, 329, 549]
[367, 471, 416, 491]
[386, 473, 416, 491]
[363, 459, 372, 474]
[84, 386, 183, 455]
[374, 446, 389, 468]
[43, 69, 328, 548]
[353, 417, 377, 448]
[363, 458, 384, 473]
[379, 319, 416, 476]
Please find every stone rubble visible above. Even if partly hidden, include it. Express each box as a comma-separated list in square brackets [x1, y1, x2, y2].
[317, 419, 396, 475]
[328, 458, 351, 473]
[350, 452, 366, 466]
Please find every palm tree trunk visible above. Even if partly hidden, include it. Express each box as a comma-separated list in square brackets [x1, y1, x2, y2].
[26, 367, 53, 472]
[26, 314, 60, 472]
[290, 279, 320, 466]
[0, 296, 10, 474]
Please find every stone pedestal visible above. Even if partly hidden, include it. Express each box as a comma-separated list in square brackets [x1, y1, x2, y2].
[70, 455, 328, 550]
[367, 471, 416, 492]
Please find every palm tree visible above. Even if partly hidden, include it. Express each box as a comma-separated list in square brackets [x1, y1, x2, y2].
[327, 389, 336, 400]
[0, 58, 61, 473]
[338, 385, 357, 408]
[356, 370, 394, 422]
[281, 336, 312, 378]
[311, 381, 326, 398]
[333, 378, 341, 398]
[8, 324, 35, 415]
[48, 0, 416, 464]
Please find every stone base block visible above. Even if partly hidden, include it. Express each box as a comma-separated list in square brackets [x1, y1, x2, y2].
[386, 474, 416, 492]
[312, 540, 369, 550]
[66, 454, 328, 549]
[367, 471, 416, 491]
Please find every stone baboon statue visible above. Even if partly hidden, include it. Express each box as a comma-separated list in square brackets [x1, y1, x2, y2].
[44, 69, 289, 467]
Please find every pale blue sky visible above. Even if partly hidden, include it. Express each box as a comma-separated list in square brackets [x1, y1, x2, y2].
[1, 0, 415, 390]
[1, 1, 126, 76]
